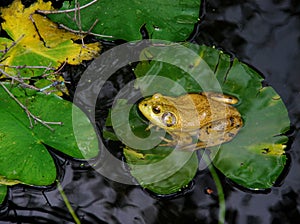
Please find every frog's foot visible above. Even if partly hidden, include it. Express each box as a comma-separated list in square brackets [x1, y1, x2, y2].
[179, 141, 207, 151]
[159, 136, 177, 147]
[159, 137, 199, 150]
[145, 123, 155, 131]
[159, 133, 196, 148]
[203, 92, 239, 105]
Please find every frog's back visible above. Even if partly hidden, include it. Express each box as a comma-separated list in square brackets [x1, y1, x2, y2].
[169, 92, 241, 130]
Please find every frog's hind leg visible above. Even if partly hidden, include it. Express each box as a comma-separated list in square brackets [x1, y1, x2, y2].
[159, 133, 194, 148]
[197, 117, 242, 148]
[203, 92, 239, 105]
[159, 136, 176, 146]
[180, 141, 207, 151]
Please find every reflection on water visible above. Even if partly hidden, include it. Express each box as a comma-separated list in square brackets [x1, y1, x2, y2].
[1, 0, 300, 223]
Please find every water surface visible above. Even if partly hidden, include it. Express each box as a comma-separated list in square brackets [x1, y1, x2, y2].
[1, 0, 300, 223]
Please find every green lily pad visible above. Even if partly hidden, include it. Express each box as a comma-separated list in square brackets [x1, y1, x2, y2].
[124, 146, 198, 195]
[109, 100, 198, 195]
[209, 60, 289, 189]
[0, 84, 98, 202]
[48, 0, 200, 41]
[132, 43, 289, 190]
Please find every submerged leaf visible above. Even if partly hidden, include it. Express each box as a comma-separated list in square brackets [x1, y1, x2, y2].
[49, 0, 200, 41]
[0, 0, 101, 77]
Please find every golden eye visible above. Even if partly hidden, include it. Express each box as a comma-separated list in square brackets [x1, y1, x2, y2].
[162, 112, 176, 127]
[152, 105, 161, 114]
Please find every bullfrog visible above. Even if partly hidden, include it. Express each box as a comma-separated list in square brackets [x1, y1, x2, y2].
[138, 92, 243, 150]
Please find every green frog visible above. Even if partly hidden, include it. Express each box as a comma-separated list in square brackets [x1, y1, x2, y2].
[138, 92, 243, 150]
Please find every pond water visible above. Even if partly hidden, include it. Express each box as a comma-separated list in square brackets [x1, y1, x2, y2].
[1, 0, 300, 223]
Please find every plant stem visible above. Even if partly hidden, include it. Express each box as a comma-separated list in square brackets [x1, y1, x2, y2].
[202, 152, 226, 224]
[56, 180, 81, 224]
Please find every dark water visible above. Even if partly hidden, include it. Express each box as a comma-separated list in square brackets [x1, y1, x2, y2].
[1, 0, 300, 223]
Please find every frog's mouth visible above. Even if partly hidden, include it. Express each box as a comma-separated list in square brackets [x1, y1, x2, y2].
[138, 102, 162, 128]
[138, 101, 153, 121]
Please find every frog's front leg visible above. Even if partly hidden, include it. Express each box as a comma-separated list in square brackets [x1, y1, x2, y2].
[145, 123, 156, 131]
[159, 132, 193, 147]
[203, 92, 239, 105]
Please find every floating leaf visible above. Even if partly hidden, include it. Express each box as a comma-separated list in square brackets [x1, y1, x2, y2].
[49, 0, 200, 41]
[0, 85, 98, 202]
[124, 146, 198, 195]
[0, 0, 101, 77]
[109, 101, 198, 195]
[129, 43, 289, 190]
[209, 60, 289, 189]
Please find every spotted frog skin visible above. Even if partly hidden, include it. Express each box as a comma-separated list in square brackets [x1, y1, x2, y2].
[138, 92, 243, 150]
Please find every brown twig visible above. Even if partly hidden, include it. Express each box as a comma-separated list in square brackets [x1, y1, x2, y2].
[0, 68, 40, 91]
[52, 61, 67, 75]
[36, 0, 98, 14]
[0, 35, 24, 59]
[0, 82, 62, 131]
[0, 64, 55, 71]
[75, 1, 83, 34]
[58, 24, 114, 38]
[37, 0, 114, 39]
[74, 1, 86, 48]
[87, 18, 99, 33]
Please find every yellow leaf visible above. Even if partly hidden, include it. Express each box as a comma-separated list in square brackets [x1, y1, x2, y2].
[0, 0, 101, 77]
[0, 175, 22, 186]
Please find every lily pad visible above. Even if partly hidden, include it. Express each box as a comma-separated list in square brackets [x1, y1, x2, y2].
[0, 84, 98, 202]
[131, 43, 289, 190]
[109, 101, 198, 195]
[48, 0, 200, 41]
[124, 146, 198, 195]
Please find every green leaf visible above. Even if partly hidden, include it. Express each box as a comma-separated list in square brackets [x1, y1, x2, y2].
[133, 43, 289, 190]
[0, 85, 98, 189]
[0, 185, 7, 204]
[48, 0, 200, 41]
[124, 146, 198, 195]
[209, 61, 289, 189]
[135, 44, 223, 95]
[108, 99, 198, 194]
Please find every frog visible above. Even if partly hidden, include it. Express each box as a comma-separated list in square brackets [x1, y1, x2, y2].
[138, 92, 243, 150]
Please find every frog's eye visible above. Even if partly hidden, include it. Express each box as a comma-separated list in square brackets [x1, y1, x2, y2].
[162, 112, 176, 127]
[153, 93, 162, 99]
[152, 105, 161, 114]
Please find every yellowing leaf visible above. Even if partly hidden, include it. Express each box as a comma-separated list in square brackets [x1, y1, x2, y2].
[0, 0, 101, 77]
[0, 175, 22, 186]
